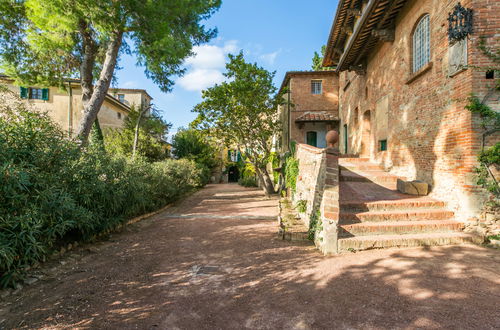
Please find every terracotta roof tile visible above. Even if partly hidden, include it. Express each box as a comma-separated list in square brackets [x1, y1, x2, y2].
[295, 112, 338, 122]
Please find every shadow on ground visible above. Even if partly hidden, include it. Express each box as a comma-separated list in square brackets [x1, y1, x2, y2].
[1, 184, 499, 329]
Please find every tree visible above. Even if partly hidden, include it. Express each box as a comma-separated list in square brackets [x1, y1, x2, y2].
[312, 45, 335, 71]
[171, 128, 220, 170]
[0, 0, 221, 143]
[192, 52, 283, 195]
[105, 105, 172, 162]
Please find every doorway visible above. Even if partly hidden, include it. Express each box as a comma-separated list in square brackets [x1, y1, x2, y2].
[227, 165, 240, 183]
[361, 111, 371, 157]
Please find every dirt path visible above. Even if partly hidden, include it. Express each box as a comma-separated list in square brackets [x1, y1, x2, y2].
[1, 184, 499, 329]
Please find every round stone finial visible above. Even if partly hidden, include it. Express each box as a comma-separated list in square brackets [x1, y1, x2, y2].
[326, 130, 339, 147]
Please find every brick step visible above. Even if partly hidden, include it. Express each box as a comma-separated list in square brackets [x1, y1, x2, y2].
[340, 209, 455, 223]
[340, 170, 399, 183]
[340, 164, 385, 171]
[338, 232, 483, 252]
[339, 220, 463, 237]
[340, 199, 446, 212]
[339, 158, 370, 163]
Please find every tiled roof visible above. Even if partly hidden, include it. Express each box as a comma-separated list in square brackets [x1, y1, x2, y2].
[295, 112, 338, 122]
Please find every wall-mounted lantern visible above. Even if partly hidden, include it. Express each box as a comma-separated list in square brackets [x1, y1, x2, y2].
[448, 2, 473, 44]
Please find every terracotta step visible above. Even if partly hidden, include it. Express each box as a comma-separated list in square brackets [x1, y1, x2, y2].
[340, 163, 385, 171]
[340, 209, 455, 223]
[339, 158, 370, 163]
[340, 170, 399, 183]
[340, 199, 446, 212]
[338, 232, 483, 252]
[339, 220, 463, 237]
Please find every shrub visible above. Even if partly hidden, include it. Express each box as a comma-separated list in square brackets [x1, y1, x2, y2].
[0, 90, 204, 287]
[285, 156, 299, 193]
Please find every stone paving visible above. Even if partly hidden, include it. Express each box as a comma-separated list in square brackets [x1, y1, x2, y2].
[1, 184, 499, 329]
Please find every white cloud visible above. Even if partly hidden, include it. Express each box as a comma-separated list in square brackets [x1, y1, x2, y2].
[178, 40, 240, 92]
[177, 68, 225, 92]
[259, 49, 281, 66]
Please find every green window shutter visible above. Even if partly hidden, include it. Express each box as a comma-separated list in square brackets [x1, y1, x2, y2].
[227, 150, 231, 161]
[42, 88, 49, 101]
[306, 131, 317, 147]
[237, 152, 242, 162]
[20, 87, 28, 99]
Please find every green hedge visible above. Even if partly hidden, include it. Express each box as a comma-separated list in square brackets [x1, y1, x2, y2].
[0, 94, 204, 287]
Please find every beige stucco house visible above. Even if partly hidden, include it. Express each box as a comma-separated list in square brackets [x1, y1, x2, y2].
[0, 74, 152, 135]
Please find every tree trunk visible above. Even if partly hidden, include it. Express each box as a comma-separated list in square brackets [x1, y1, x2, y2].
[257, 167, 275, 196]
[76, 31, 123, 144]
[132, 105, 151, 158]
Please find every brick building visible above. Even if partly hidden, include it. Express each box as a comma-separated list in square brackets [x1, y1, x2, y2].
[322, 0, 499, 218]
[0, 75, 152, 134]
[278, 71, 340, 151]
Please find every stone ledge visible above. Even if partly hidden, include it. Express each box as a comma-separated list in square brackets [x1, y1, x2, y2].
[405, 62, 433, 85]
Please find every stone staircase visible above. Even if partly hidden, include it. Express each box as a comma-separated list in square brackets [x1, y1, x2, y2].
[338, 158, 482, 252]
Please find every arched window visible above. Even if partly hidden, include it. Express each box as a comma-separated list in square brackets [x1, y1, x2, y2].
[412, 14, 430, 73]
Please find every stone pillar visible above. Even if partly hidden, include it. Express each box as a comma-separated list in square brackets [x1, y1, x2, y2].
[318, 131, 340, 254]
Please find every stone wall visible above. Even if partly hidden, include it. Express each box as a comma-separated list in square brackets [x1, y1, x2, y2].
[337, 0, 498, 219]
[293, 143, 340, 254]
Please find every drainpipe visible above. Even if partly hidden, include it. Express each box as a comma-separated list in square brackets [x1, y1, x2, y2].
[67, 82, 73, 137]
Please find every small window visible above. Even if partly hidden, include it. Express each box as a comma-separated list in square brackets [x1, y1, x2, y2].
[306, 131, 317, 147]
[27, 88, 48, 100]
[486, 70, 494, 79]
[412, 14, 431, 73]
[117, 112, 122, 119]
[379, 139, 387, 151]
[117, 94, 125, 103]
[311, 80, 322, 95]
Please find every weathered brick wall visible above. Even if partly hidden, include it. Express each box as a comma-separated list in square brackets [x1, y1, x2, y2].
[293, 143, 340, 254]
[337, 0, 498, 218]
[288, 73, 340, 146]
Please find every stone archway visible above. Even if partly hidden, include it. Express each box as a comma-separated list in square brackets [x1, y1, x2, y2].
[360, 110, 371, 157]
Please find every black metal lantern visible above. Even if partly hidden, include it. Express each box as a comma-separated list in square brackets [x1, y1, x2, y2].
[448, 2, 473, 43]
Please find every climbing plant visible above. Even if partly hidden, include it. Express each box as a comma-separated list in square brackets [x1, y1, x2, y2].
[465, 36, 500, 197]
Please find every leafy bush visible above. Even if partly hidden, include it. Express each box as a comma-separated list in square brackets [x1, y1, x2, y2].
[0, 90, 204, 287]
[285, 156, 299, 193]
[238, 176, 258, 187]
[296, 200, 307, 213]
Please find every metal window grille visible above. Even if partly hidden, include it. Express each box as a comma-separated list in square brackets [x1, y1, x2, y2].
[412, 15, 430, 73]
[311, 80, 322, 94]
[29, 88, 43, 100]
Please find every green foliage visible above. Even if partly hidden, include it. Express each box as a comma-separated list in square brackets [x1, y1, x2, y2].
[105, 106, 171, 162]
[0, 0, 221, 92]
[311, 45, 335, 71]
[488, 234, 500, 241]
[269, 152, 281, 184]
[0, 92, 204, 287]
[238, 161, 258, 187]
[296, 200, 307, 213]
[89, 118, 105, 151]
[192, 52, 284, 193]
[465, 95, 500, 129]
[285, 156, 299, 193]
[308, 210, 322, 241]
[474, 143, 500, 196]
[172, 128, 220, 170]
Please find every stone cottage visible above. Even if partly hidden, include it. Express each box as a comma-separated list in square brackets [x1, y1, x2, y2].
[0, 75, 152, 134]
[323, 0, 499, 218]
[278, 71, 340, 151]
[282, 0, 498, 254]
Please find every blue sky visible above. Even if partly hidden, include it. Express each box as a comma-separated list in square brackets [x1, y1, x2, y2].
[116, 0, 339, 138]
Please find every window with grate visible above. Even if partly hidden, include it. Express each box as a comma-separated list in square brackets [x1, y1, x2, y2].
[412, 14, 430, 73]
[29, 88, 44, 100]
[117, 94, 125, 103]
[311, 80, 322, 95]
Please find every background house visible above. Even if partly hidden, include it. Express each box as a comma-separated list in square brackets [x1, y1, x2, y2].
[0, 75, 152, 135]
[278, 71, 340, 152]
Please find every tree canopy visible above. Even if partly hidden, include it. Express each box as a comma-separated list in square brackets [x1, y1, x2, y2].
[192, 52, 283, 194]
[172, 128, 220, 171]
[0, 0, 221, 142]
[312, 45, 335, 71]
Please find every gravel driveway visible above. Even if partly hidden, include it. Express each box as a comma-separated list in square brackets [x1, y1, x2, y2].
[1, 184, 499, 329]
